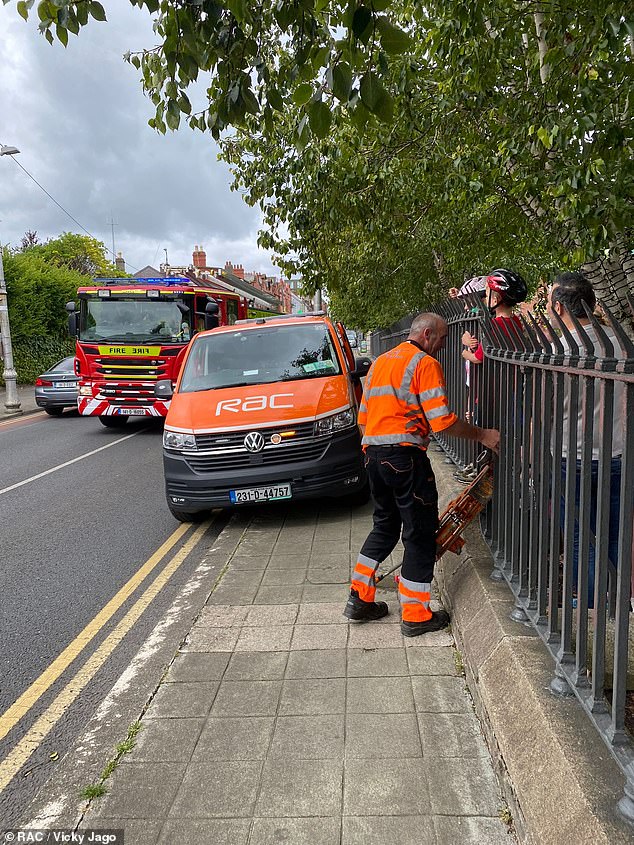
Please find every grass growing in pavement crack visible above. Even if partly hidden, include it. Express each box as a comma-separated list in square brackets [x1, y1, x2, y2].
[498, 806, 513, 827]
[80, 721, 143, 801]
[454, 648, 465, 676]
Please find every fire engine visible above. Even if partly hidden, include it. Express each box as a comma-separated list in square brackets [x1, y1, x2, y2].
[66, 276, 248, 426]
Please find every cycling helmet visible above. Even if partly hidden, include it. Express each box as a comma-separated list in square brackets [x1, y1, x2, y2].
[486, 268, 528, 305]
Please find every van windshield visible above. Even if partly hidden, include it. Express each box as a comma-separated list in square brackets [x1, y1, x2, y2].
[179, 323, 343, 392]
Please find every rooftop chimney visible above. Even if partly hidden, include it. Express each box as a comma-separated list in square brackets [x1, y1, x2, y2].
[193, 245, 207, 269]
[115, 252, 125, 272]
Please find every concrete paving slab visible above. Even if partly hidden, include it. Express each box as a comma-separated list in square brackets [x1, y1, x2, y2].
[157, 819, 250, 845]
[192, 717, 274, 761]
[417, 712, 489, 758]
[250, 817, 341, 845]
[197, 605, 250, 627]
[285, 649, 347, 679]
[245, 604, 299, 626]
[432, 815, 510, 844]
[342, 816, 437, 845]
[290, 623, 348, 650]
[165, 652, 230, 682]
[211, 680, 282, 717]
[269, 714, 345, 759]
[402, 629, 454, 648]
[345, 712, 422, 759]
[255, 585, 304, 604]
[229, 555, 269, 571]
[346, 647, 409, 677]
[411, 675, 473, 714]
[82, 819, 163, 845]
[225, 651, 288, 681]
[296, 602, 348, 625]
[183, 626, 240, 652]
[125, 718, 204, 763]
[255, 759, 343, 817]
[346, 676, 415, 713]
[405, 646, 456, 676]
[90, 762, 187, 819]
[145, 682, 218, 718]
[234, 625, 294, 652]
[347, 622, 403, 649]
[279, 678, 346, 715]
[426, 757, 503, 816]
[343, 758, 430, 816]
[262, 568, 307, 585]
[169, 759, 262, 818]
[207, 586, 259, 605]
[302, 584, 349, 603]
[266, 554, 310, 570]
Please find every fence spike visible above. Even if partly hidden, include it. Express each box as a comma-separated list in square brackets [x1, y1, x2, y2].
[582, 302, 616, 359]
[597, 302, 634, 359]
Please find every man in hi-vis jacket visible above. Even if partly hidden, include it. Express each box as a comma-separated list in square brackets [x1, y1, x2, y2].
[343, 313, 500, 637]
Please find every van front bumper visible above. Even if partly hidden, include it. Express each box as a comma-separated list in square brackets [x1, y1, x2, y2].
[164, 428, 366, 511]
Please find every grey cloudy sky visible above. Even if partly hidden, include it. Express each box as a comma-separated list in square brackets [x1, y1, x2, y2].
[0, 3, 279, 277]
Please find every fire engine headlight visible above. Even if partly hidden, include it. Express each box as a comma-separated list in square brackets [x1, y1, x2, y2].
[163, 430, 197, 450]
[314, 408, 356, 436]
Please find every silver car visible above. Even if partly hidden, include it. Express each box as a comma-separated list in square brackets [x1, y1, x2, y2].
[35, 356, 79, 416]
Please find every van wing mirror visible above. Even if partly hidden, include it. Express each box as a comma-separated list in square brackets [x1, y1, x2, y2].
[205, 300, 220, 330]
[66, 301, 77, 337]
[351, 356, 372, 378]
[155, 379, 174, 400]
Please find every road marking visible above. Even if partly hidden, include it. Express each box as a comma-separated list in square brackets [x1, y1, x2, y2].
[0, 430, 144, 496]
[0, 519, 211, 793]
[0, 522, 190, 743]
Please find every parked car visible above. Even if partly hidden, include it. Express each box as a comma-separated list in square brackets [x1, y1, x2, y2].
[35, 356, 79, 415]
[157, 314, 372, 521]
[345, 329, 358, 348]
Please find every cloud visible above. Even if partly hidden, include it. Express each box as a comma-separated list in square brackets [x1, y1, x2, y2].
[0, 4, 279, 276]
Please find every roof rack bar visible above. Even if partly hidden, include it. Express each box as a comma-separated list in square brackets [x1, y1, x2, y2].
[235, 311, 325, 325]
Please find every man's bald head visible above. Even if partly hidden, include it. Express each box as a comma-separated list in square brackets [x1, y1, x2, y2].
[408, 313, 448, 355]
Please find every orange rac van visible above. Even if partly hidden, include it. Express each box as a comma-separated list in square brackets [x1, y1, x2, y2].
[156, 313, 372, 521]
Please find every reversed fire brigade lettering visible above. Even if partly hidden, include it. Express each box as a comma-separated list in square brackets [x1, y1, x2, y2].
[216, 394, 294, 415]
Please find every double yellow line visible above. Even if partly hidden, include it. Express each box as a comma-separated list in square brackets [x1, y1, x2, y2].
[0, 519, 212, 792]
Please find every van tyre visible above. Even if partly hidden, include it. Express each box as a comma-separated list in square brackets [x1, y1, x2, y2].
[99, 415, 128, 428]
[168, 505, 207, 523]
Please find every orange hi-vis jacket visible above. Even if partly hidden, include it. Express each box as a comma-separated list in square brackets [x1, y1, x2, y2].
[358, 341, 457, 448]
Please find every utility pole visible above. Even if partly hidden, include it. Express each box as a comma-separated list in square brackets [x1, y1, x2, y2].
[109, 215, 117, 264]
[164, 248, 169, 267]
[0, 143, 22, 415]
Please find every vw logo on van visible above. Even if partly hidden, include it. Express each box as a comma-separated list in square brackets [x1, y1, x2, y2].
[244, 431, 265, 453]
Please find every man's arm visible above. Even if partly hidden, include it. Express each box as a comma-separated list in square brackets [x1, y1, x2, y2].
[444, 417, 500, 454]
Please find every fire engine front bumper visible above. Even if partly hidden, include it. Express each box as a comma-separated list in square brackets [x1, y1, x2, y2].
[163, 429, 367, 512]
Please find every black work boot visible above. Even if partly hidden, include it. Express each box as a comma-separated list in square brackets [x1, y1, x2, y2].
[343, 589, 389, 622]
[401, 609, 450, 637]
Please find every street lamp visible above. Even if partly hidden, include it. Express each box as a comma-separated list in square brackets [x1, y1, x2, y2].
[0, 143, 22, 416]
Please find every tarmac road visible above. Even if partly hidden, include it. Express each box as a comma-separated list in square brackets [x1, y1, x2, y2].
[0, 409, 225, 826]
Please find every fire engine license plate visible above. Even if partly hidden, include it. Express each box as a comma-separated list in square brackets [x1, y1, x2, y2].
[230, 484, 292, 504]
[116, 408, 147, 416]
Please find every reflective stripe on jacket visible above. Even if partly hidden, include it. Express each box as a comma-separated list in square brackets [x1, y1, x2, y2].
[359, 341, 457, 449]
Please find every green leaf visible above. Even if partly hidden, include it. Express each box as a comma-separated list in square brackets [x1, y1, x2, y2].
[377, 18, 411, 54]
[17, 2, 29, 22]
[308, 100, 332, 138]
[292, 83, 313, 106]
[89, 2, 107, 22]
[332, 62, 352, 102]
[56, 24, 68, 47]
[536, 126, 552, 149]
[268, 87, 285, 111]
[352, 7, 372, 41]
[373, 89, 394, 123]
[226, 0, 247, 23]
[241, 86, 259, 115]
[166, 100, 180, 130]
[178, 93, 192, 115]
[359, 71, 383, 112]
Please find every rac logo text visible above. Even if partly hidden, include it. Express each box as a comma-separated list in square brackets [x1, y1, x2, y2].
[215, 394, 294, 415]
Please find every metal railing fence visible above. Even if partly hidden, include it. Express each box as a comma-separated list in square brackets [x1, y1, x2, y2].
[369, 295, 634, 824]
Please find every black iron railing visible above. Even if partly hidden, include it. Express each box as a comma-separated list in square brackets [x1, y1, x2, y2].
[369, 294, 634, 824]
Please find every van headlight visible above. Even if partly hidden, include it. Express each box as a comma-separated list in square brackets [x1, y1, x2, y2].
[314, 408, 356, 436]
[163, 430, 197, 450]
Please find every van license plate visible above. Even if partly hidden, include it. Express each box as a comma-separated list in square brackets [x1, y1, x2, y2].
[230, 484, 292, 504]
[116, 408, 147, 415]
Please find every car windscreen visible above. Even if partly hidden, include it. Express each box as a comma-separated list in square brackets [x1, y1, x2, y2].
[79, 298, 191, 344]
[48, 357, 75, 374]
[179, 323, 343, 392]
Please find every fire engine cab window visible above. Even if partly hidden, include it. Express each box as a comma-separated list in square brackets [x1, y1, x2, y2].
[179, 324, 342, 392]
[79, 298, 191, 344]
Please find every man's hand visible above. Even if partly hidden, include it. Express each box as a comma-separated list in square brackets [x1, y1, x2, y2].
[449, 287, 460, 299]
[479, 427, 500, 455]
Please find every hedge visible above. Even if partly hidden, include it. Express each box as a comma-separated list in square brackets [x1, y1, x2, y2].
[1, 336, 75, 386]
